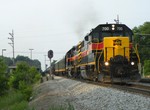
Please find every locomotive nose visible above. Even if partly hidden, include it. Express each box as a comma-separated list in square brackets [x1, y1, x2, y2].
[104, 37, 130, 62]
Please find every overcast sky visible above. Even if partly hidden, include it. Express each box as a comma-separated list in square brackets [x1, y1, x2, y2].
[0, 0, 150, 70]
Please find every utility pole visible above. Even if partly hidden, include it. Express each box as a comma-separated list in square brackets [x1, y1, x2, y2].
[44, 55, 47, 70]
[2, 49, 6, 57]
[29, 49, 34, 59]
[8, 30, 15, 65]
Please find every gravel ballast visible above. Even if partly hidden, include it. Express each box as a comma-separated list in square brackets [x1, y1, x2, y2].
[29, 76, 150, 110]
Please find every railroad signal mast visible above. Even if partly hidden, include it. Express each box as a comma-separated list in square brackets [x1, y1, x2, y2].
[48, 50, 54, 79]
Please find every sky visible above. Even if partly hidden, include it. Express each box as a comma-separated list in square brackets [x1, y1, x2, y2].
[0, 0, 150, 70]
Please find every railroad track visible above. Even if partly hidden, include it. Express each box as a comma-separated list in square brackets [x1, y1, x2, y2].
[122, 82, 150, 96]
[86, 80, 150, 96]
[54, 75, 150, 96]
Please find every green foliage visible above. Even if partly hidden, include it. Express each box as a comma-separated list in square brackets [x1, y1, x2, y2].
[29, 66, 41, 83]
[0, 91, 33, 110]
[0, 58, 9, 96]
[0, 56, 13, 66]
[15, 55, 41, 71]
[7, 101, 29, 110]
[132, 22, 150, 64]
[0, 55, 41, 72]
[139, 22, 150, 33]
[144, 60, 150, 76]
[8, 62, 41, 100]
[0, 58, 7, 71]
[19, 81, 33, 100]
[49, 103, 74, 110]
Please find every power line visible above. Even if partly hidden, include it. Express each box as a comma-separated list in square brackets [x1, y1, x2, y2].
[14, 51, 65, 54]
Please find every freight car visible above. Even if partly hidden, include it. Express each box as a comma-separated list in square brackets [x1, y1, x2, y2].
[53, 23, 141, 83]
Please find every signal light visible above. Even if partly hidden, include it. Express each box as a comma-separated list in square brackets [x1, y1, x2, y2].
[48, 50, 53, 59]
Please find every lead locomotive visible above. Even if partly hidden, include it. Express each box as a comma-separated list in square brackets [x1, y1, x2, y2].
[54, 23, 141, 82]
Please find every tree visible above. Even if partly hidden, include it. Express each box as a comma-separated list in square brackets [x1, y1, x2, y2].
[0, 56, 13, 66]
[0, 58, 9, 96]
[15, 55, 41, 71]
[0, 55, 41, 72]
[132, 22, 150, 76]
[132, 22, 150, 63]
[9, 62, 41, 100]
[144, 60, 150, 76]
[9, 62, 41, 89]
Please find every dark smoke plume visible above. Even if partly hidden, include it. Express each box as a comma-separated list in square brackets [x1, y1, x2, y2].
[68, 0, 100, 40]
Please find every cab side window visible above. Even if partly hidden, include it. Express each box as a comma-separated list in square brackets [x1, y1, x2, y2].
[92, 33, 99, 43]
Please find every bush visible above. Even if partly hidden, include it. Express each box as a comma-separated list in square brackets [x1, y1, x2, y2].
[48, 103, 74, 110]
[0, 91, 32, 110]
[19, 81, 33, 100]
[0, 58, 9, 96]
[144, 60, 150, 76]
[8, 62, 41, 101]
[29, 66, 41, 83]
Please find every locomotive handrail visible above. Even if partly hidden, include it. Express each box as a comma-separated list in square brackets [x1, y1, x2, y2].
[105, 46, 130, 61]
[133, 44, 140, 63]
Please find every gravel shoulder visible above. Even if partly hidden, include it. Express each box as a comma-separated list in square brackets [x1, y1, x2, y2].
[29, 76, 150, 110]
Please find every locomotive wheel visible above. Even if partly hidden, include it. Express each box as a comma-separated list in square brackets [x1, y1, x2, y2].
[131, 72, 141, 81]
[98, 73, 104, 82]
[111, 77, 114, 84]
[93, 77, 98, 82]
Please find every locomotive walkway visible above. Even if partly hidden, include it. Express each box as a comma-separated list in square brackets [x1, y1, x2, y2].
[29, 76, 150, 110]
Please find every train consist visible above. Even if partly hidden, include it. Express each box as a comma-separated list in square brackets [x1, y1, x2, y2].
[53, 23, 141, 82]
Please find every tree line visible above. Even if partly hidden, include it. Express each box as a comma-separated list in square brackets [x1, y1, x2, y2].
[0, 56, 41, 96]
[132, 22, 150, 77]
[1, 55, 41, 71]
[0, 56, 41, 109]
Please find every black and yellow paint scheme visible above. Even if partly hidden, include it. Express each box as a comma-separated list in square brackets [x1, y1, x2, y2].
[104, 37, 129, 62]
[54, 23, 141, 82]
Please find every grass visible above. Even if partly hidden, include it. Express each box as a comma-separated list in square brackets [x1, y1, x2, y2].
[0, 91, 74, 110]
[48, 103, 74, 110]
[0, 91, 33, 110]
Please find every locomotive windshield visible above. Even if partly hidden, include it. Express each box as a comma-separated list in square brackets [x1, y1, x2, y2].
[101, 31, 131, 37]
[100, 24, 133, 41]
[87, 24, 133, 42]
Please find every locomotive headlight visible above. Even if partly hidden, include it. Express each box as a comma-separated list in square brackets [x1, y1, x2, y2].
[112, 24, 115, 28]
[112, 27, 115, 30]
[105, 62, 109, 66]
[112, 25, 115, 30]
[131, 62, 135, 65]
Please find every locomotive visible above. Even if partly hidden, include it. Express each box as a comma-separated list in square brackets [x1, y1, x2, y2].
[54, 23, 141, 82]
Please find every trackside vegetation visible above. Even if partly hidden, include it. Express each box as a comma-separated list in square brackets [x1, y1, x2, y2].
[48, 103, 74, 110]
[0, 91, 32, 110]
[0, 57, 74, 110]
[133, 22, 150, 77]
[0, 57, 41, 110]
